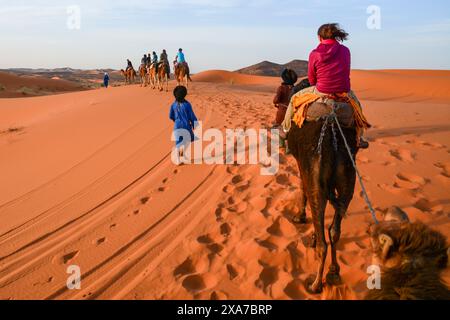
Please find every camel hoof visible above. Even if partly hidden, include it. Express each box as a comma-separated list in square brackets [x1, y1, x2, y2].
[326, 272, 342, 286]
[305, 276, 323, 294]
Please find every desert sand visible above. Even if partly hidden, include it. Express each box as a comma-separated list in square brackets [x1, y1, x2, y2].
[0, 71, 84, 98]
[0, 69, 449, 300]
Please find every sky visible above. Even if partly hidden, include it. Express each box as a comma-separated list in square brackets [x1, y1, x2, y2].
[0, 0, 449, 72]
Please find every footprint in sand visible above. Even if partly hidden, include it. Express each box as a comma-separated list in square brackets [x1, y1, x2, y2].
[382, 161, 396, 167]
[207, 243, 224, 256]
[94, 237, 106, 246]
[434, 162, 450, 178]
[140, 196, 150, 205]
[215, 206, 225, 222]
[284, 279, 306, 300]
[255, 265, 279, 294]
[220, 223, 232, 237]
[231, 174, 244, 185]
[210, 291, 228, 300]
[174, 257, 197, 278]
[227, 200, 248, 214]
[182, 274, 217, 293]
[226, 264, 239, 280]
[266, 217, 298, 238]
[396, 172, 427, 188]
[255, 236, 283, 252]
[197, 234, 215, 245]
[414, 198, 433, 212]
[389, 149, 416, 163]
[61, 250, 79, 264]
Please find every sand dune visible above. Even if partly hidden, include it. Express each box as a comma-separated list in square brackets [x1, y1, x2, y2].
[0, 70, 449, 300]
[0, 71, 83, 98]
[193, 70, 278, 86]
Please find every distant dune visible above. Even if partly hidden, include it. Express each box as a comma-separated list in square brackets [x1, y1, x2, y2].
[0, 71, 84, 98]
[1, 68, 124, 92]
[352, 69, 450, 104]
[192, 70, 278, 86]
[235, 60, 308, 77]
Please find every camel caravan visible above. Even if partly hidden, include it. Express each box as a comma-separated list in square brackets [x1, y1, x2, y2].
[121, 48, 192, 91]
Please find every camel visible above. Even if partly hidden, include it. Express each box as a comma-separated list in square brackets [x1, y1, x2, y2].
[288, 109, 358, 294]
[120, 68, 136, 85]
[148, 64, 158, 90]
[157, 63, 169, 92]
[138, 64, 148, 87]
[174, 63, 192, 88]
[366, 212, 450, 300]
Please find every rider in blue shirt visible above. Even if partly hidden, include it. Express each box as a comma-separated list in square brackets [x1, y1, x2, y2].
[176, 48, 186, 64]
[152, 51, 159, 72]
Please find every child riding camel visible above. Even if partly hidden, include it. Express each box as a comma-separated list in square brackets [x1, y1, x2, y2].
[282, 23, 370, 149]
[273, 69, 298, 127]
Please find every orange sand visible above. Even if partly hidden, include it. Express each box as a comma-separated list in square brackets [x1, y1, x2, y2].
[0, 70, 449, 300]
[0, 71, 82, 98]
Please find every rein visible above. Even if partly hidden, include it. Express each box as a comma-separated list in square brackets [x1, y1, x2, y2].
[316, 109, 379, 224]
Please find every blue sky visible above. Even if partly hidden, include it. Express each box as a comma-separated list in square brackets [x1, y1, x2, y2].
[0, 0, 449, 71]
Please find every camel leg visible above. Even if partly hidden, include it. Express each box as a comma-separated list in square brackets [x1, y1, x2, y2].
[327, 159, 356, 286]
[304, 165, 328, 293]
[293, 161, 307, 224]
[326, 211, 343, 286]
[309, 193, 327, 293]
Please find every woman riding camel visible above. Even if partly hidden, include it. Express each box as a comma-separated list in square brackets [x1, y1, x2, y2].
[282, 23, 370, 149]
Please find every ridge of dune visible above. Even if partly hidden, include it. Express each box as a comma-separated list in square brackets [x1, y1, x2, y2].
[193, 69, 450, 104]
[192, 70, 278, 86]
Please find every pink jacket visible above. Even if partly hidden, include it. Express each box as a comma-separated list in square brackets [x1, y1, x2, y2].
[308, 39, 351, 94]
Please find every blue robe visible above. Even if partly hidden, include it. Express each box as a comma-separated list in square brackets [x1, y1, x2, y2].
[103, 74, 109, 88]
[169, 100, 198, 147]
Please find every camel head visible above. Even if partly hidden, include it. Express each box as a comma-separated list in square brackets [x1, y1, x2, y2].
[368, 208, 449, 271]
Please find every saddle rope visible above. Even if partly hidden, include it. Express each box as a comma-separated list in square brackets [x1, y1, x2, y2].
[316, 110, 379, 224]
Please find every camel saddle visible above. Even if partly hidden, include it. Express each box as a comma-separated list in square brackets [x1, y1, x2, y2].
[306, 100, 355, 128]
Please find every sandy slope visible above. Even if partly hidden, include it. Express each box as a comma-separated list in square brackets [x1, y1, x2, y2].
[0, 71, 83, 98]
[0, 70, 449, 300]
